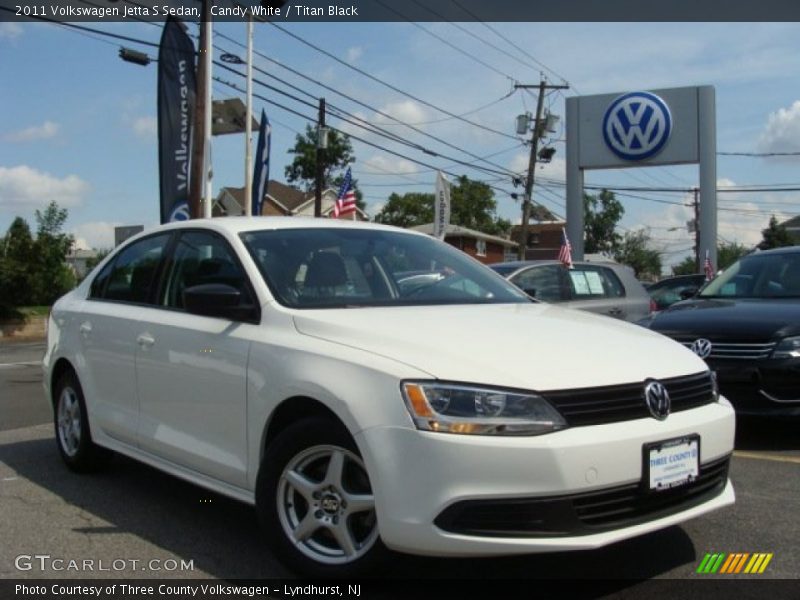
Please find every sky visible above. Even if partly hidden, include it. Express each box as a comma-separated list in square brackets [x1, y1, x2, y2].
[2, 19, 800, 270]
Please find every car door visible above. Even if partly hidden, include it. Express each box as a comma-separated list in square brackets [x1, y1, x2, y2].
[565, 264, 628, 319]
[134, 229, 257, 488]
[79, 233, 172, 446]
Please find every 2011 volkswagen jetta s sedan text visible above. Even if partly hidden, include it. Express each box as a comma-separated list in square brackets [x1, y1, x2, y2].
[44, 218, 735, 576]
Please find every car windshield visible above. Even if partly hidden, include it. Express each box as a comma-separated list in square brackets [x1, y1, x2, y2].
[488, 264, 520, 277]
[241, 228, 531, 308]
[700, 251, 800, 299]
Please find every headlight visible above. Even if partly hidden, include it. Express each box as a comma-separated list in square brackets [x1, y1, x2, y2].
[401, 382, 567, 436]
[772, 336, 800, 359]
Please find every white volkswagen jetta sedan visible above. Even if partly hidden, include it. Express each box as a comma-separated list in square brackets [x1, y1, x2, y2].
[44, 218, 735, 576]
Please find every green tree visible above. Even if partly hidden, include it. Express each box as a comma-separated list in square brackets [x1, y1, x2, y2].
[0, 217, 36, 314]
[450, 176, 510, 236]
[758, 215, 794, 250]
[717, 241, 750, 270]
[613, 229, 662, 279]
[584, 189, 624, 255]
[32, 201, 76, 305]
[374, 176, 510, 235]
[284, 125, 364, 209]
[671, 256, 697, 276]
[671, 241, 752, 276]
[374, 192, 434, 228]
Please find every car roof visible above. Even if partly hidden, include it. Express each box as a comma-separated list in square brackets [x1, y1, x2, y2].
[123, 216, 429, 244]
[491, 260, 622, 270]
[746, 245, 800, 256]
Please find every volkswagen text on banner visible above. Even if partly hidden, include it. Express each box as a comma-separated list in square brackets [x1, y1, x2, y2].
[157, 17, 196, 223]
[434, 171, 450, 240]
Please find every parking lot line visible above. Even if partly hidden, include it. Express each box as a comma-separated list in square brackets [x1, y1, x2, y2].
[733, 450, 800, 465]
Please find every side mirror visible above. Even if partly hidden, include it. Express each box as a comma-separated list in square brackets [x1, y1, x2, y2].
[184, 284, 257, 322]
[679, 287, 699, 300]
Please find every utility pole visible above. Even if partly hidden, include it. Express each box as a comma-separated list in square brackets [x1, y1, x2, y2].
[244, 15, 254, 216]
[189, 0, 212, 219]
[515, 80, 569, 260]
[314, 98, 326, 217]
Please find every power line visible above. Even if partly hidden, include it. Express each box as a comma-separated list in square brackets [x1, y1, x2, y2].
[265, 21, 520, 141]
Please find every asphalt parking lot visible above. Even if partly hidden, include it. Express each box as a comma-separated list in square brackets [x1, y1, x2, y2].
[1, 342, 798, 587]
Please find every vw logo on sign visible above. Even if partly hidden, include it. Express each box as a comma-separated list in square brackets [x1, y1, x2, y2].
[603, 92, 672, 161]
[690, 338, 713, 359]
[168, 201, 191, 222]
[643, 380, 671, 420]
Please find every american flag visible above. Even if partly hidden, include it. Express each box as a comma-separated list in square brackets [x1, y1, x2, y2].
[558, 227, 573, 269]
[704, 249, 714, 281]
[334, 167, 357, 218]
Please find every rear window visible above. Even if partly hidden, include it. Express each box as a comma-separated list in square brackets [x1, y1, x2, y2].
[568, 266, 625, 299]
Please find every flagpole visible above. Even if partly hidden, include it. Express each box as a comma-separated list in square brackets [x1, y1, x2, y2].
[244, 14, 254, 216]
[202, 14, 213, 219]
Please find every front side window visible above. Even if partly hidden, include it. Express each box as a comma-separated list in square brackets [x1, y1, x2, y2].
[161, 231, 253, 309]
[241, 228, 529, 308]
[90, 234, 170, 304]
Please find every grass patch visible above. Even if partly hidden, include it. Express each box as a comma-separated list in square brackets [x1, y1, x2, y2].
[20, 306, 50, 317]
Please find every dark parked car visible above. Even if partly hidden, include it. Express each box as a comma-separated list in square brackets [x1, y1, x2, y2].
[647, 274, 707, 311]
[490, 260, 653, 322]
[647, 246, 800, 416]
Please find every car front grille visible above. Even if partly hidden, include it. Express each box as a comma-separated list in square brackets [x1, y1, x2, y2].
[674, 340, 776, 360]
[434, 455, 730, 538]
[541, 371, 715, 427]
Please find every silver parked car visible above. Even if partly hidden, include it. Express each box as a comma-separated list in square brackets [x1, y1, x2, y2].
[490, 260, 653, 322]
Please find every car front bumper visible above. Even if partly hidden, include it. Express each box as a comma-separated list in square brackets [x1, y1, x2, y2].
[355, 400, 735, 557]
[713, 359, 800, 416]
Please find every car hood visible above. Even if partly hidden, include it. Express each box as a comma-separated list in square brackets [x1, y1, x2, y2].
[293, 303, 706, 391]
[649, 297, 800, 341]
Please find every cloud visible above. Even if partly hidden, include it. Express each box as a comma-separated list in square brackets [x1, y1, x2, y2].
[758, 100, 800, 156]
[2, 121, 59, 143]
[0, 22, 22, 41]
[0, 165, 90, 210]
[644, 177, 796, 269]
[71, 221, 120, 250]
[374, 100, 427, 126]
[132, 116, 157, 140]
[362, 154, 420, 176]
[346, 46, 363, 63]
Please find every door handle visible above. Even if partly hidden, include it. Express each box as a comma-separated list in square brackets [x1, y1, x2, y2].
[79, 322, 92, 337]
[608, 307, 623, 316]
[136, 333, 155, 348]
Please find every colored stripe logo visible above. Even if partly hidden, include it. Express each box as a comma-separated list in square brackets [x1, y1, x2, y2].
[696, 552, 773, 574]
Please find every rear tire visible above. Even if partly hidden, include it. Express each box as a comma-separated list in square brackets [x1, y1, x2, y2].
[256, 417, 388, 577]
[53, 370, 110, 472]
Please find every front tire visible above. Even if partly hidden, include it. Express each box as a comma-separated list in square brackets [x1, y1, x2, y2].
[53, 370, 109, 472]
[256, 417, 387, 577]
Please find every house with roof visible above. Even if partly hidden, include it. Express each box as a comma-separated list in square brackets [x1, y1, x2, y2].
[213, 180, 369, 220]
[410, 223, 518, 264]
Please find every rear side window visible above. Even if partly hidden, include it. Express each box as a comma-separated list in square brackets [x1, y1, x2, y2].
[511, 265, 564, 302]
[90, 234, 171, 304]
[568, 265, 625, 299]
[160, 231, 253, 309]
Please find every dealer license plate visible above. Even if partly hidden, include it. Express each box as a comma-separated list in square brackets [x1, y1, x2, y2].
[644, 435, 700, 491]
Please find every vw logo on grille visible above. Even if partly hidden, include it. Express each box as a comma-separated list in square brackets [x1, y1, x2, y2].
[690, 338, 713, 359]
[602, 92, 672, 161]
[643, 379, 671, 420]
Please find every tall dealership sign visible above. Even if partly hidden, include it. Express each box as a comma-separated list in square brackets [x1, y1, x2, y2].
[157, 17, 196, 223]
[566, 86, 717, 267]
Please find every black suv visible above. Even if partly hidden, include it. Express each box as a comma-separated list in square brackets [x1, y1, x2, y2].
[647, 246, 800, 416]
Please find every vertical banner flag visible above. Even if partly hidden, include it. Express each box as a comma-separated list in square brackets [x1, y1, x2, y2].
[704, 249, 715, 281]
[157, 17, 196, 223]
[558, 227, 574, 269]
[334, 168, 357, 218]
[252, 109, 271, 216]
[434, 171, 451, 240]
